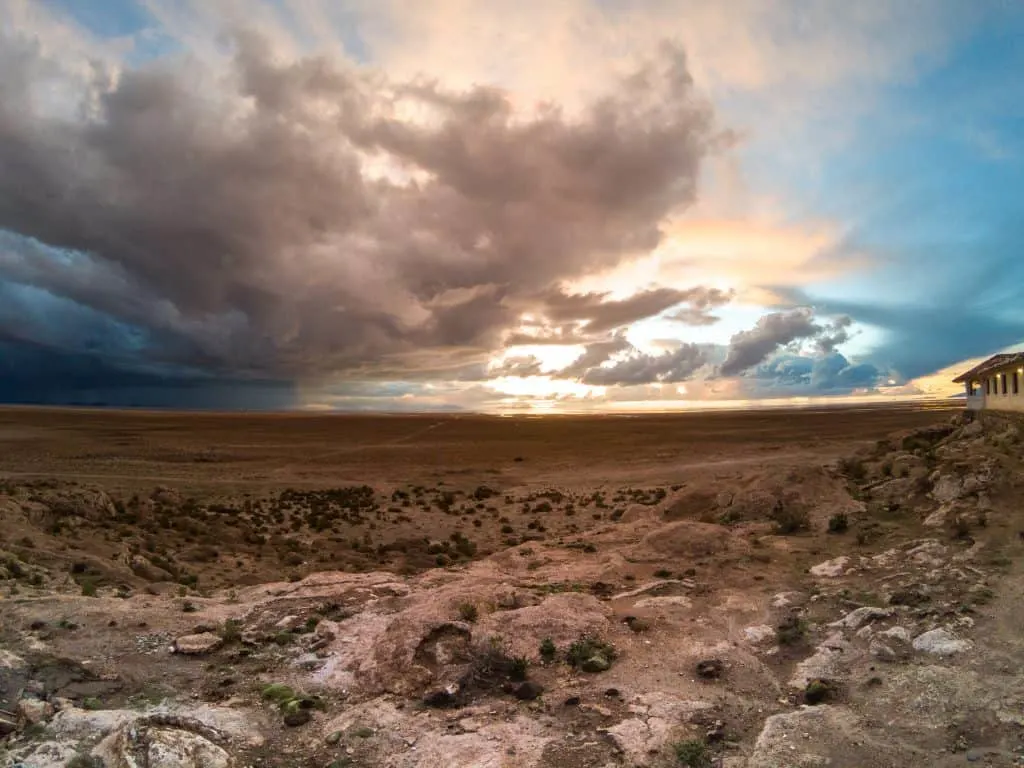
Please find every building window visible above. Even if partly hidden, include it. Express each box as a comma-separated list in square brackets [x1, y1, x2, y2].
[986, 379, 991, 395]
[1003, 373, 1008, 394]
[1015, 372, 1020, 395]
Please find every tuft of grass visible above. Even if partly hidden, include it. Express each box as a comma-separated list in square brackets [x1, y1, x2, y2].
[66, 755, 104, 768]
[838, 456, 867, 482]
[81, 697, 102, 711]
[775, 614, 807, 646]
[770, 501, 810, 535]
[566, 635, 617, 670]
[827, 512, 849, 534]
[219, 619, 242, 643]
[804, 678, 836, 705]
[261, 683, 296, 703]
[539, 637, 557, 663]
[457, 602, 479, 623]
[79, 578, 98, 598]
[672, 739, 712, 767]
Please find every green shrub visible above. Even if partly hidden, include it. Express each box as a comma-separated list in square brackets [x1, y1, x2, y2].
[79, 579, 98, 598]
[776, 615, 807, 646]
[66, 755, 104, 768]
[261, 683, 296, 703]
[220, 619, 242, 643]
[566, 635, 617, 672]
[458, 602, 479, 623]
[672, 739, 711, 767]
[827, 513, 849, 534]
[838, 457, 866, 482]
[770, 501, 810, 534]
[539, 637, 557, 662]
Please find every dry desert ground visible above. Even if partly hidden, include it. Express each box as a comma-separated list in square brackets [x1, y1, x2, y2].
[2, 403, 1024, 768]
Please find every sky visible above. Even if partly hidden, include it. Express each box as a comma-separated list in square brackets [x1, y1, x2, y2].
[0, 0, 1022, 412]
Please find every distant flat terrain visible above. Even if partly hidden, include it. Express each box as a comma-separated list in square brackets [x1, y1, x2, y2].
[0, 402, 959, 493]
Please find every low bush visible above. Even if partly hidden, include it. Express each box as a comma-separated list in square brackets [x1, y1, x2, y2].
[827, 512, 849, 534]
[672, 739, 712, 767]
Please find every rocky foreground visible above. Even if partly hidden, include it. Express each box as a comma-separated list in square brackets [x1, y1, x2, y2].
[1, 413, 1023, 767]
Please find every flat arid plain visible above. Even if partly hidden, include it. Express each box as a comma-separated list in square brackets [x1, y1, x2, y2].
[2, 403, 1024, 768]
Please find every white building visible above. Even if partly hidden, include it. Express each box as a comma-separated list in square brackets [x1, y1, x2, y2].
[953, 353, 1024, 412]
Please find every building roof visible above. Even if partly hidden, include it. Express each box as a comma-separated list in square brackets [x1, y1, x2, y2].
[952, 352, 1024, 383]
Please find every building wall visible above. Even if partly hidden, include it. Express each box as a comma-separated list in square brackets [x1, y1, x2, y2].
[980, 365, 1024, 413]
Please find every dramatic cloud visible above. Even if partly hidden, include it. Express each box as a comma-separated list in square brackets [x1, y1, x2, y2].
[752, 351, 886, 393]
[0, 29, 722, 384]
[579, 343, 707, 385]
[537, 286, 731, 333]
[719, 308, 819, 376]
[490, 355, 545, 377]
[719, 308, 855, 377]
[557, 336, 633, 378]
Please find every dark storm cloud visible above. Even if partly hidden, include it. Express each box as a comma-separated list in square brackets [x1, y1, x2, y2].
[719, 308, 854, 377]
[580, 343, 707, 385]
[0, 29, 724, 398]
[752, 351, 886, 393]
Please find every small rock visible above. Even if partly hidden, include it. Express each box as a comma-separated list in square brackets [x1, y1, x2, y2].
[809, 556, 850, 578]
[512, 681, 544, 701]
[424, 685, 460, 708]
[172, 632, 223, 655]
[743, 625, 776, 645]
[695, 659, 724, 680]
[879, 626, 913, 644]
[869, 641, 897, 662]
[326, 730, 343, 745]
[564, 696, 581, 707]
[0, 711, 17, 736]
[624, 616, 651, 633]
[604, 688, 621, 698]
[829, 606, 893, 631]
[912, 628, 971, 655]
[275, 615, 302, 630]
[888, 587, 930, 606]
[17, 697, 53, 724]
[283, 708, 311, 727]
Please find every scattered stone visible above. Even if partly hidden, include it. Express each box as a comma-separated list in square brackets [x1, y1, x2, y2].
[564, 696, 581, 707]
[423, 685, 460, 708]
[743, 625, 776, 645]
[869, 641, 897, 662]
[283, 708, 311, 727]
[0, 710, 17, 736]
[695, 659, 724, 680]
[326, 730, 343, 745]
[809, 556, 850, 578]
[623, 616, 651, 633]
[604, 688, 621, 698]
[829, 606, 893, 631]
[912, 628, 971, 656]
[172, 632, 223, 655]
[18, 697, 54, 724]
[878, 626, 912, 644]
[888, 587, 930, 606]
